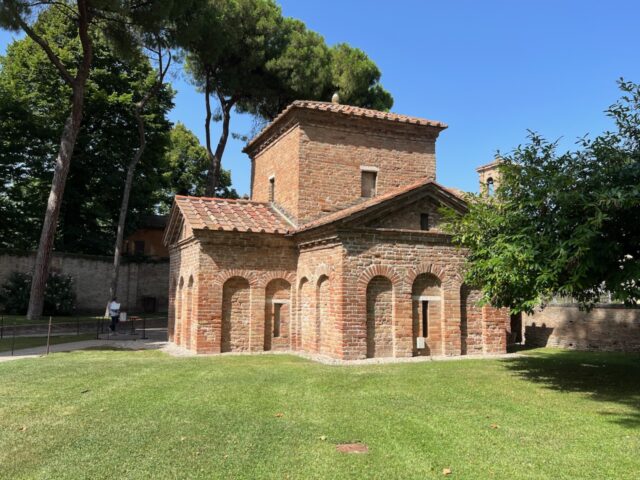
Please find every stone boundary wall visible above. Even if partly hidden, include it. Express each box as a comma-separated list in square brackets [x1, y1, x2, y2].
[524, 305, 640, 352]
[0, 251, 169, 314]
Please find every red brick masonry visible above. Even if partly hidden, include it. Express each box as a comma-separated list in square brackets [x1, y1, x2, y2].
[164, 101, 508, 360]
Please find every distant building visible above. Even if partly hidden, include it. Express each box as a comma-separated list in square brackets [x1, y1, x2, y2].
[476, 158, 501, 195]
[125, 215, 169, 259]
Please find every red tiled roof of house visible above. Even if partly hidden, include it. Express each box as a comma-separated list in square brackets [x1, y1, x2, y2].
[169, 180, 466, 239]
[173, 196, 292, 234]
[244, 100, 448, 153]
[295, 178, 466, 233]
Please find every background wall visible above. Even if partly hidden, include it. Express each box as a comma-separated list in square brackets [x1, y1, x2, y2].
[0, 251, 169, 314]
[524, 305, 640, 352]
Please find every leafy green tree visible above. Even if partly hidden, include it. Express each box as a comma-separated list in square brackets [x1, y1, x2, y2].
[239, 20, 394, 121]
[0, 0, 165, 319]
[1, 0, 96, 319]
[0, 8, 173, 253]
[442, 80, 640, 313]
[179, 0, 394, 195]
[159, 123, 237, 210]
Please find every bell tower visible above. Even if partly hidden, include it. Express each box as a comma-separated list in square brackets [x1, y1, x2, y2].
[476, 158, 502, 195]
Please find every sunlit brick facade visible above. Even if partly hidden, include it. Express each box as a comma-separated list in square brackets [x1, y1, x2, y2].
[164, 101, 508, 360]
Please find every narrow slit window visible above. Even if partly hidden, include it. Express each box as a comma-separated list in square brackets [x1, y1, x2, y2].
[269, 177, 275, 202]
[273, 303, 282, 338]
[361, 171, 377, 198]
[420, 213, 429, 231]
[421, 300, 429, 337]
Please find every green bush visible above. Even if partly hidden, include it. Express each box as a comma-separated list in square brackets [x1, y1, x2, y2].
[0, 271, 76, 315]
[0, 272, 31, 315]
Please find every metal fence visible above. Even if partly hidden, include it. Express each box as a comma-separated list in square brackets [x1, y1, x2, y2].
[0, 315, 167, 356]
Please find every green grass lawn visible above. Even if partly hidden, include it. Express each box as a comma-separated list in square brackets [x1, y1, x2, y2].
[0, 333, 96, 353]
[1, 349, 639, 479]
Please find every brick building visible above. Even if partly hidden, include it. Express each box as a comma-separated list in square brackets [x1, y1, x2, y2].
[163, 100, 508, 360]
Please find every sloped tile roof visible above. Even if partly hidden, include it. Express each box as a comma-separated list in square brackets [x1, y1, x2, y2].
[244, 100, 447, 153]
[173, 196, 292, 234]
[168, 180, 466, 242]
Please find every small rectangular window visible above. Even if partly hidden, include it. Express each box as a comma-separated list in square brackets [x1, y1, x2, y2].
[134, 240, 145, 255]
[273, 303, 282, 338]
[269, 177, 275, 202]
[420, 213, 429, 231]
[361, 171, 377, 197]
[421, 300, 429, 337]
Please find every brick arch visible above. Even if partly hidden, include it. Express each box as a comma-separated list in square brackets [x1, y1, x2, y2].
[314, 263, 331, 280]
[260, 270, 296, 288]
[215, 269, 260, 287]
[448, 269, 464, 287]
[357, 264, 402, 291]
[405, 262, 447, 286]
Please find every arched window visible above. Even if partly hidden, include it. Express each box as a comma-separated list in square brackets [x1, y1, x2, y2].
[486, 177, 495, 196]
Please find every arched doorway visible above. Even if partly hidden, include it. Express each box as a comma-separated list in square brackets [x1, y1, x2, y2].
[411, 273, 441, 356]
[316, 275, 329, 354]
[366, 276, 393, 358]
[264, 279, 291, 351]
[221, 276, 250, 352]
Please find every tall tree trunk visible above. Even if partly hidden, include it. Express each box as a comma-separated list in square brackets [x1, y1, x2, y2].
[204, 73, 216, 196]
[27, 95, 85, 319]
[107, 108, 146, 310]
[204, 89, 237, 197]
[106, 45, 169, 315]
[26, 0, 93, 320]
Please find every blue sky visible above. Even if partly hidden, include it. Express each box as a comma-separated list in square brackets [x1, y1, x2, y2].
[2, 0, 639, 195]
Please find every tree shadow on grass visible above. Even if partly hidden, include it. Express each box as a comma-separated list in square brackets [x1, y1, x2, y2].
[501, 349, 640, 428]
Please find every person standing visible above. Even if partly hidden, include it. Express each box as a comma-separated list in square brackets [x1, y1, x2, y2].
[108, 297, 121, 333]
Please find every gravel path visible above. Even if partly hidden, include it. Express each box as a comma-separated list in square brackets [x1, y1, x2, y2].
[1, 328, 520, 364]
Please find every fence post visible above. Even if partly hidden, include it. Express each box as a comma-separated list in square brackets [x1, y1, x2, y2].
[141, 316, 147, 340]
[46, 316, 52, 355]
[0, 315, 3, 340]
[11, 322, 16, 356]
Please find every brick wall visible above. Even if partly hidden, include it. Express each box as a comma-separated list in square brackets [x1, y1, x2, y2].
[337, 230, 508, 360]
[524, 305, 640, 352]
[248, 110, 440, 225]
[251, 126, 300, 220]
[0, 251, 168, 314]
[296, 241, 344, 357]
[367, 196, 444, 232]
[297, 115, 437, 223]
[168, 231, 297, 354]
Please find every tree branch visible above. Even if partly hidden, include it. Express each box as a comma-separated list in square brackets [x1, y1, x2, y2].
[9, 2, 74, 86]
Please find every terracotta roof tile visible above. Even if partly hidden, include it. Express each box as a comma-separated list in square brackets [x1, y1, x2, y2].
[171, 181, 465, 239]
[245, 100, 447, 153]
[174, 196, 292, 234]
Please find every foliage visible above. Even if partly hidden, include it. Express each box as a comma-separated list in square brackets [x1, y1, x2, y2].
[238, 16, 394, 120]
[442, 79, 640, 313]
[159, 122, 237, 212]
[178, 0, 394, 193]
[0, 271, 76, 315]
[0, 7, 174, 254]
